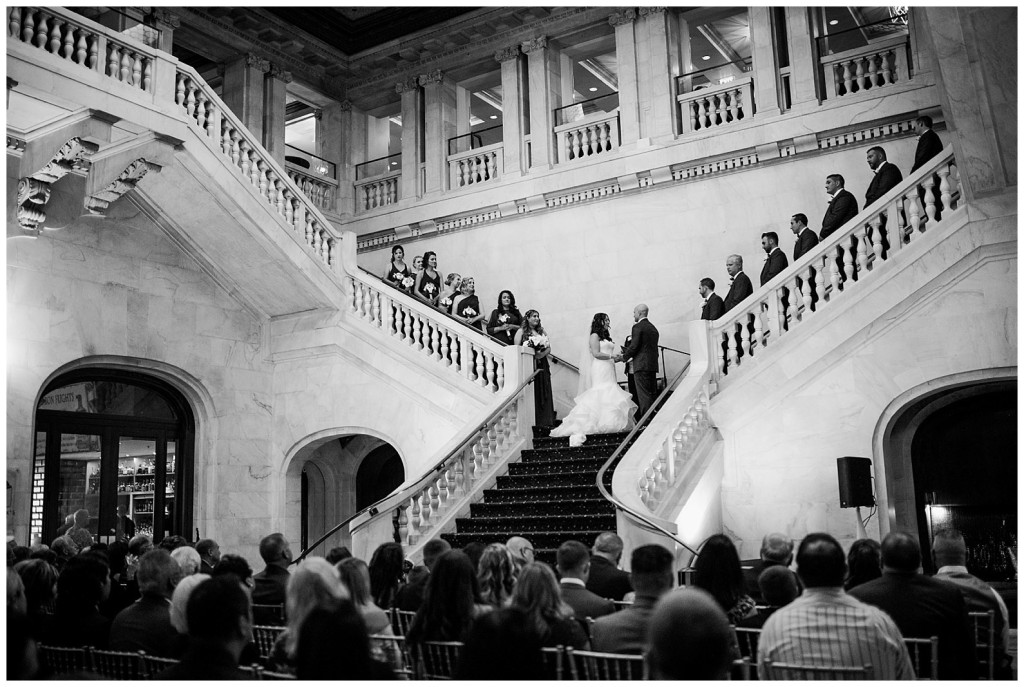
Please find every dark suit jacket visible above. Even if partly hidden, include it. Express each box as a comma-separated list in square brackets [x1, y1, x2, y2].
[722, 272, 753, 313]
[911, 129, 943, 172]
[590, 595, 657, 654]
[109, 593, 180, 657]
[849, 571, 977, 679]
[793, 227, 819, 262]
[252, 564, 290, 606]
[820, 189, 859, 239]
[865, 161, 903, 206]
[759, 248, 788, 286]
[621, 318, 659, 373]
[585, 556, 632, 601]
[560, 581, 615, 623]
[701, 293, 725, 321]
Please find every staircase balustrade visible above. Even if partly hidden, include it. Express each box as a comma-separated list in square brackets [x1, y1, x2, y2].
[710, 148, 962, 383]
[555, 111, 620, 163]
[286, 166, 338, 215]
[355, 171, 401, 212]
[821, 36, 910, 99]
[676, 77, 754, 134]
[448, 143, 502, 189]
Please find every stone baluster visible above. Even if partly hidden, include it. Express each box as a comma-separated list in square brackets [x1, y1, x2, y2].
[869, 216, 884, 265]
[119, 48, 131, 83]
[47, 17, 62, 54]
[474, 347, 485, 386]
[866, 53, 878, 88]
[131, 52, 143, 87]
[438, 326, 450, 366]
[75, 29, 87, 65]
[739, 315, 752, 361]
[907, 191, 922, 240]
[814, 257, 827, 306]
[881, 50, 893, 84]
[495, 357, 505, 390]
[830, 245, 844, 295]
[20, 8, 35, 44]
[407, 494, 421, 545]
[419, 489, 432, 537]
[397, 506, 409, 545]
[938, 167, 952, 215]
[33, 12, 47, 48]
[398, 308, 410, 343]
[452, 457, 466, 500]
[59, 20, 74, 58]
[369, 289, 381, 327]
[411, 313, 423, 350]
[855, 223, 871, 273]
[838, 62, 851, 95]
[843, 234, 858, 284]
[483, 352, 495, 390]
[952, 163, 963, 200]
[9, 7, 22, 40]
[785, 277, 799, 326]
[724, 330, 736, 371]
[922, 177, 937, 227]
[801, 269, 815, 315]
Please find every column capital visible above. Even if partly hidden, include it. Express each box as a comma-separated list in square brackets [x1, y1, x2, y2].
[639, 7, 667, 18]
[417, 69, 445, 87]
[268, 64, 292, 83]
[395, 75, 420, 94]
[312, 109, 323, 120]
[608, 9, 637, 27]
[521, 36, 548, 54]
[338, 99, 353, 112]
[146, 8, 180, 29]
[494, 46, 521, 63]
[245, 52, 270, 72]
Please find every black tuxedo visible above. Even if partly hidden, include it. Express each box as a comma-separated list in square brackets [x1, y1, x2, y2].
[820, 188, 858, 239]
[621, 317, 659, 417]
[560, 581, 615, 623]
[793, 227, 819, 262]
[722, 272, 753, 313]
[586, 556, 632, 601]
[759, 248, 788, 286]
[911, 129, 943, 172]
[701, 293, 724, 321]
[849, 571, 977, 679]
[865, 161, 904, 206]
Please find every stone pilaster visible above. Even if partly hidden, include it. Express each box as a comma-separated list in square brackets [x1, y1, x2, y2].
[320, 101, 347, 215]
[609, 10, 640, 146]
[264, 64, 291, 167]
[636, 8, 681, 140]
[494, 46, 525, 175]
[749, 6, 782, 118]
[420, 70, 457, 195]
[147, 8, 180, 53]
[784, 7, 820, 109]
[223, 53, 269, 143]
[395, 76, 422, 200]
[522, 36, 561, 168]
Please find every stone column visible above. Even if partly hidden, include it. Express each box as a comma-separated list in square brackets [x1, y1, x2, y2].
[559, 52, 575, 103]
[522, 36, 561, 168]
[420, 69, 457, 195]
[749, 6, 782, 118]
[609, 9, 640, 147]
[494, 46, 525, 175]
[263, 64, 290, 167]
[455, 85, 472, 150]
[222, 53, 268, 142]
[636, 8, 681, 140]
[320, 101, 347, 215]
[396, 76, 422, 200]
[785, 7, 820, 109]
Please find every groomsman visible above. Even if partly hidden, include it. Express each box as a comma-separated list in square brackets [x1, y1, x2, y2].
[911, 116, 943, 172]
[820, 174, 858, 239]
[722, 255, 753, 313]
[759, 232, 788, 286]
[864, 146, 903, 207]
[790, 214, 819, 262]
[699, 278, 724, 321]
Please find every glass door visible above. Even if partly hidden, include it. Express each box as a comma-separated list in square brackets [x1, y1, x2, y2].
[55, 431, 104, 549]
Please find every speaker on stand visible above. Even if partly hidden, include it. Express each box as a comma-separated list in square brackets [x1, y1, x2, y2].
[837, 457, 875, 538]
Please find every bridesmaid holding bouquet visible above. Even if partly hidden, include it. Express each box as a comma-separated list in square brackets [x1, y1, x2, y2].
[486, 290, 522, 345]
[454, 277, 486, 331]
[515, 309, 556, 427]
[414, 251, 442, 307]
[383, 245, 413, 293]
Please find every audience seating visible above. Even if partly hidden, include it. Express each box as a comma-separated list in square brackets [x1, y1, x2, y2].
[903, 636, 939, 680]
[417, 640, 464, 679]
[37, 645, 91, 676]
[760, 659, 875, 680]
[732, 658, 754, 680]
[38, 645, 179, 680]
[733, 626, 762, 660]
[611, 600, 634, 611]
[138, 653, 179, 677]
[253, 603, 286, 625]
[254, 625, 287, 659]
[565, 647, 647, 680]
[390, 608, 417, 636]
[541, 645, 566, 680]
[90, 648, 146, 680]
[369, 634, 414, 679]
[969, 610, 996, 680]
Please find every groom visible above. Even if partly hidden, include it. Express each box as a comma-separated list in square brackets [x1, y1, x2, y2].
[616, 304, 660, 418]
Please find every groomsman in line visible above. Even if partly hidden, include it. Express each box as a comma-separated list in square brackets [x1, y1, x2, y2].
[864, 146, 903, 207]
[759, 232, 788, 286]
[789, 214, 819, 261]
[699, 278, 724, 321]
[820, 174, 859, 239]
[721, 255, 753, 313]
[911, 115, 943, 172]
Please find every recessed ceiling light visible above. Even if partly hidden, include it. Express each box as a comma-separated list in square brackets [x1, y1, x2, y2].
[589, 87, 598, 92]
[702, 55, 711, 61]
[390, 161, 397, 166]
[489, 115, 498, 119]
[829, 19, 839, 25]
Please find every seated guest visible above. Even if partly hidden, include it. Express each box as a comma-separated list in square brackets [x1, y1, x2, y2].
[252, 533, 292, 614]
[556, 540, 614, 622]
[849, 531, 977, 679]
[156, 575, 253, 679]
[699, 278, 725, 321]
[296, 600, 395, 679]
[477, 543, 517, 609]
[8, 611, 40, 680]
[932, 529, 1013, 678]
[647, 588, 734, 680]
[743, 532, 794, 603]
[268, 557, 348, 675]
[587, 532, 633, 601]
[413, 251, 442, 307]
[171, 545, 201, 576]
[383, 245, 413, 292]
[820, 173, 859, 239]
[693, 534, 756, 624]
[790, 213, 819, 261]
[759, 533, 914, 679]
[43, 553, 112, 648]
[438, 273, 462, 313]
[325, 546, 352, 566]
[591, 544, 673, 654]
[48, 537, 74, 571]
[455, 606, 546, 680]
[511, 562, 589, 649]
[195, 538, 221, 574]
[506, 536, 535, 572]
[453, 277, 486, 330]
[212, 553, 255, 590]
[110, 549, 182, 657]
[759, 232, 789, 286]
[14, 559, 57, 639]
[127, 533, 153, 558]
[394, 538, 450, 612]
[864, 146, 903, 206]
[738, 566, 800, 629]
[407, 550, 488, 646]
[63, 509, 94, 554]
[337, 557, 395, 635]
[844, 538, 882, 590]
[11, 546, 31, 565]
[157, 535, 188, 552]
[368, 542, 405, 610]
[486, 290, 523, 345]
[462, 541, 486, 573]
[170, 572, 210, 636]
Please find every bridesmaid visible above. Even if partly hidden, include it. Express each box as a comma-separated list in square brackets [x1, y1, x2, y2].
[383, 245, 413, 292]
[438, 273, 462, 314]
[486, 290, 522, 345]
[412, 255, 424, 276]
[514, 310, 556, 427]
[414, 251, 442, 307]
[454, 277, 486, 331]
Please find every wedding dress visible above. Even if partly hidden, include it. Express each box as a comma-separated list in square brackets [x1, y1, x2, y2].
[549, 339, 637, 446]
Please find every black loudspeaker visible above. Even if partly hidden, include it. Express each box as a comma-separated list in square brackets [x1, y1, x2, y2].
[836, 457, 874, 508]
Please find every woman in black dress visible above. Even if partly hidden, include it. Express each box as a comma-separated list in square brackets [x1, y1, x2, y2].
[414, 251, 442, 307]
[438, 272, 462, 314]
[486, 290, 522, 345]
[454, 277, 486, 331]
[383, 245, 413, 292]
[514, 309, 556, 427]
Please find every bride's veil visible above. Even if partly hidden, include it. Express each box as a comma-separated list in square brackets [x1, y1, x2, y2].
[576, 331, 594, 396]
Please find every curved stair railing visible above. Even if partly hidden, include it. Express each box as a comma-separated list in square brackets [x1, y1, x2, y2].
[295, 366, 540, 563]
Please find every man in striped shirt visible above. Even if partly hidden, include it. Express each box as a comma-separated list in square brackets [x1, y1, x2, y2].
[758, 533, 915, 680]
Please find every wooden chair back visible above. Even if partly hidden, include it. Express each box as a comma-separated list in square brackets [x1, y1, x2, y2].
[139, 652, 179, 678]
[253, 625, 287, 659]
[90, 648, 145, 680]
[733, 626, 762, 660]
[541, 645, 565, 680]
[37, 644, 91, 676]
[760, 659, 874, 680]
[903, 636, 939, 680]
[565, 647, 647, 680]
[611, 600, 634, 611]
[417, 640, 464, 680]
[390, 608, 417, 636]
[252, 603, 286, 625]
[969, 610, 996, 680]
[369, 634, 414, 679]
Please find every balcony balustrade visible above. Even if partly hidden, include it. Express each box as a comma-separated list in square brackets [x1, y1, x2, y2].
[821, 36, 911, 99]
[676, 77, 755, 135]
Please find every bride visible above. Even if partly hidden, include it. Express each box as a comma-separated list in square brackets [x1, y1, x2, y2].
[549, 313, 637, 446]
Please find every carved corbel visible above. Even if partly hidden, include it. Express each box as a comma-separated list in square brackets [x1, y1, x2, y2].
[245, 53, 270, 72]
[84, 158, 161, 215]
[639, 7, 667, 18]
[16, 178, 50, 236]
[268, 64, 293, 84]
[521, 36, 548, 54]
[494, 46, 521, 63]
[395, 76, 420, 95]
[14, 136, 99, 235]
[608, 9, 637, 26]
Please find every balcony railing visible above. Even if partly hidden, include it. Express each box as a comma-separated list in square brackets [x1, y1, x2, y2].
[820, 36, 911, 100]
[355, 152, 401, 181]
[286, 167, 338, 215]
[447, 125, 502, 156]
[677, 77, 754, 135]
[449, 143, 502, 190]
[554, 110, 620, 163]
[285, 143, 337, 179]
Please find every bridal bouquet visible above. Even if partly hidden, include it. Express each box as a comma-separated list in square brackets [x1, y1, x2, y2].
[440, 296, 452, 308]
[498, 314, 510, 324]
[401, 276, 414, 289]
[424, 283, 436, 294]
[526, 334, 549, 349]
[463, 307, 477, 317]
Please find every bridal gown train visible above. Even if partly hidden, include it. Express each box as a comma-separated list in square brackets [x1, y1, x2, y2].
[549, 340, 637, 446]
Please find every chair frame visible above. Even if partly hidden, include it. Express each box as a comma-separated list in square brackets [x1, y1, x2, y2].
[733, 626, 762, 660]
[969, 610, 996, 680]
[541, 645, 566, 680]
[253, 624, 287, 659]
[903, 636, 939, 680]
[761, 659, 874, 680]
[89, 647, 145, 680]
[37, 644, 93, 676]
[390, 608, 417, 636]
[416, 640, 464, 680]
[369, 633, 414, 680]
[252, 602, 287, 625]
[565, 647, 647, 680]
[139, 652, 180, 678]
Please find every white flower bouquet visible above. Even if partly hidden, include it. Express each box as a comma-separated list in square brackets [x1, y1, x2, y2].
[498, 314, 510, 324]
[440, 297, 452, 308]
[424, 283, 436, 294]
[526, 334, 549, 349]
[463, 307, 477, 317]
[401, 276, 414, 289]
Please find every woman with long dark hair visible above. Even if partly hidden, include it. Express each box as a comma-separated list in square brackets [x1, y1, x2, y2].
[413, 251, 442, 307]
[477, 543, 516, 608]
[693, 534, 756, 624]
[296, 600, 395, 679]
[845, 538, 882, 590]
[486, 290, 522, 345]
[508, 562, 588, 648]
[406, 550, 488, 645]
[383, 245, 413, 292]
[514, 309, 556, 427]
[368, 542, 405, 610]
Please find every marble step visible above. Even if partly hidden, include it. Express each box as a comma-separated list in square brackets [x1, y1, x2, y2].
[441, 530, 608, 551]
[519, 445, 618, 461]
[531, 431, 630, 449]
[482, 485, 604, 503]
[470, 498, 611, 518]
[495, 471, 600, 489]
[455, 514, 616, 534]
[508, 457, 605, 476]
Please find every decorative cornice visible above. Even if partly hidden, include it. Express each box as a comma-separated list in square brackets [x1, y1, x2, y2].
[245, 52, 270, 72]
[521, 36, 548, 54]
[147, 8, 180, 29]
[418, 70, 444, 87]
[268, 64, 292, 83]
[395, 76, 420, 94]
[608, 9, 637, 27]
[494, 46, 521, 63]
[7, 135, 27, 154]
[639, 7, 667, 18]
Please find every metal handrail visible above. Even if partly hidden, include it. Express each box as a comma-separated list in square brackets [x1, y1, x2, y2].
[595, 362, 699, 558]
[294, 369, 541, 563]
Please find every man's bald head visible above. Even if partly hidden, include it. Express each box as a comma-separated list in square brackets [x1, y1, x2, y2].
[647, 588, 733, 680]
[881, 531, 922, 572]
[932, 529, 967, 568]
[506, 537, 535, 566]
[760, 532, 794, 566]
[592, 532, 624, 563]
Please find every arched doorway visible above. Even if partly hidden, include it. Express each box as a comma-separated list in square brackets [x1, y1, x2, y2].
[32, 369, 195, 546]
